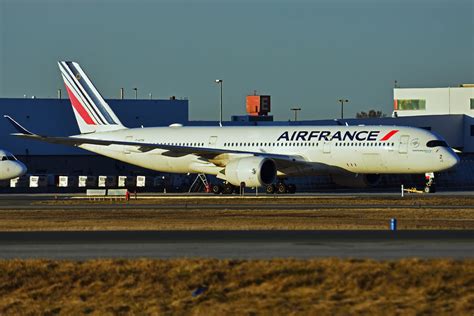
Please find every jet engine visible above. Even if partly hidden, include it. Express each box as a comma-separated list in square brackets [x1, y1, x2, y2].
[331, 174, 382, 188]
[225, 157, 277, 187]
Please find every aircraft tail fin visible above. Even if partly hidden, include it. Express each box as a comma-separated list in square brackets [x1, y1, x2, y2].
[58, 61, 125, 134]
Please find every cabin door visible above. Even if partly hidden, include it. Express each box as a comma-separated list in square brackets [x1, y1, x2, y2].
[323, 141, 331, 154]
[399, 135, 409, 154]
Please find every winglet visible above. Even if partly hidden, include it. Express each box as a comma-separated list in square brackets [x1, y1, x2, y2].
[3, 115, 35, 135]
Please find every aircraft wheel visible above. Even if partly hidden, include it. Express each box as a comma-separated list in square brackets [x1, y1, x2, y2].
[424, 185, 436, 194]
[266, 184, 275, 194]
[211, 184, 222, 194]
[222, 183, 234, 195]
[287, 184, 296, 194]
[276, 182, 287, 194]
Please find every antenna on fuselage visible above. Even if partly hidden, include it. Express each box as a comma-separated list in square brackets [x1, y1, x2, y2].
[334, 119, 349, 126]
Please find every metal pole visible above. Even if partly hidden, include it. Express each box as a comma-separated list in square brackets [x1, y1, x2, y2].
[290, 108, 301, 122]
[220, 82, 223, 127]
[215, 79, 223, 127]
[341, 100, 343, 120]
[338, 99, 348, 120]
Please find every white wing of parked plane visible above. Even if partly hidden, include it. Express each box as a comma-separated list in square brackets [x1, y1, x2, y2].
[4, 115, 308, 169]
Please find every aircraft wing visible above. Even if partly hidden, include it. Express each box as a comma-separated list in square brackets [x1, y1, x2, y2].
[4, 115, 308, 169]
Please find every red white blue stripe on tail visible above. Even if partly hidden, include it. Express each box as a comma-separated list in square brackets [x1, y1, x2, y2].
[58, 61, 124, 133]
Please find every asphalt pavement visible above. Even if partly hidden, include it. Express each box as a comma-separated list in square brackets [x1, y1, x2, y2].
[0, 230, 472, 260]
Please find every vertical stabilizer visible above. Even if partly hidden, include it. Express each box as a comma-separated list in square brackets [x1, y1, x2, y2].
[58, 61, 125, 134]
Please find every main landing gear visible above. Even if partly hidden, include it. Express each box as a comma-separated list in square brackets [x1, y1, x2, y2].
[265, 181, 296, 194]
[211, 182, 238, 195]
[423, 172, 436, 194]
[211, 181, 297, 195]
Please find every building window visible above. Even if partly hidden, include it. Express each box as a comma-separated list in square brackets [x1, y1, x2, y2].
[470, 99, 474, 110]
[395, 99, 426, 111]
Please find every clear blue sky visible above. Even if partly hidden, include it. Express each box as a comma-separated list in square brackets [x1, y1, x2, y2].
[0, 0, 473, 121]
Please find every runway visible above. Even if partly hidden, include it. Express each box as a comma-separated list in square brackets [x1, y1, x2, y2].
[0, 230, 473, 260]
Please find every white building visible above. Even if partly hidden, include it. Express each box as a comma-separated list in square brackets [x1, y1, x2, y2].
[393, 85, 474, 117]
[391, 85, 474, 153]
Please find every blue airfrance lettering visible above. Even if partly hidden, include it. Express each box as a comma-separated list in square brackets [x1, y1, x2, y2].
[277, 130, 381, 142]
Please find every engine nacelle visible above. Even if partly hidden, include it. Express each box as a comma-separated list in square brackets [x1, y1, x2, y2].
[225, 157, 277, 187]
[331, 174, 382, 188]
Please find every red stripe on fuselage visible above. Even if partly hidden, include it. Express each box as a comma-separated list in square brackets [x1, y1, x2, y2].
[380, 130, 399, 141]
[65, 85, 95, 125]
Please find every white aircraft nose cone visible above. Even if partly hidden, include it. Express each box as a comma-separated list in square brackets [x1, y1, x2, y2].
[448, 153, 460, 169]
[11, 161, 27, 178]
[17, 161, 27, 177]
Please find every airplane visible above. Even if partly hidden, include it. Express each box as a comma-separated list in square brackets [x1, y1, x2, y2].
[0, 149, 27, 180]
[4, 61, 459, 193]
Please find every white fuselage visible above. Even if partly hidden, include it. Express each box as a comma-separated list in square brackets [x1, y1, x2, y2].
[76, 125, 459, 178]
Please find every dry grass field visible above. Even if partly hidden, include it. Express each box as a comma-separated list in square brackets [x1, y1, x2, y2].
[0, 195, 472, 231]
[40, 194, 474, 207]
[0, 258, 472, 315]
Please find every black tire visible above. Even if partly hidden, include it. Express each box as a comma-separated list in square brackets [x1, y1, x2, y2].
[212, 184, 221, 194]
[423, 186, 431, 194]
[266, 184, 275, 194]
[287, 184, 296, 194]
[276, 182, 287, 194]
[223, 183, 234, 195]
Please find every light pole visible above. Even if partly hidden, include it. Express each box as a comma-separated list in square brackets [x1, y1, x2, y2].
[338, 99, 349, 120]
[133, 88, 138, 100]
[290, 107, 301, 121]
[215, 79, 223, 127]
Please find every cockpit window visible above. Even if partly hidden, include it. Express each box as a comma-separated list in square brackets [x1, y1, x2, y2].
[426, 140, 448, 148]
[1, 155, 17, 161]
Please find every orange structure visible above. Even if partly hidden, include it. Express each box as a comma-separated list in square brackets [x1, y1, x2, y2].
[246, 95, 271, 116]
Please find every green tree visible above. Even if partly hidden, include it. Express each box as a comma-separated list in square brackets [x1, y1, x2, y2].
[356, 109, 386, 118]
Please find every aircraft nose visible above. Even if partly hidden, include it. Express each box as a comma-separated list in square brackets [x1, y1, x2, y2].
[446, 151, 460, 169]
[14, 161, 27, 178]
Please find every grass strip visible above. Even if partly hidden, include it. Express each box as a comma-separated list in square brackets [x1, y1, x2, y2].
[0, 258, 472, 315]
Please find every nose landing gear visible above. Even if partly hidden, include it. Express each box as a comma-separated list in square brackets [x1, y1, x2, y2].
[424, 172, 436, 193]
